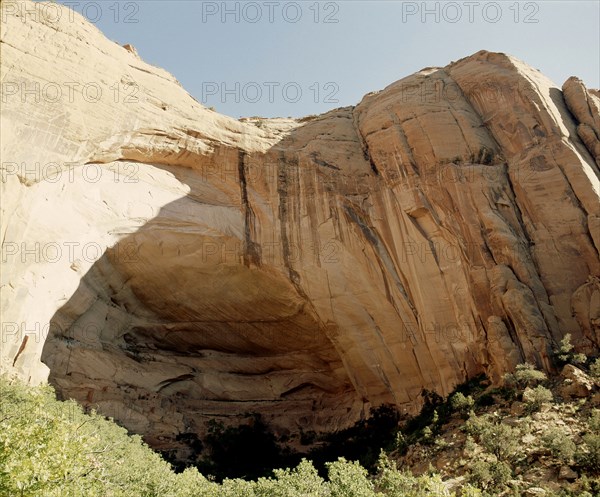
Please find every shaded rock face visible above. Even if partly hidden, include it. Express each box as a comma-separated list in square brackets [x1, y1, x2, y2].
[1, 1, 599, 459]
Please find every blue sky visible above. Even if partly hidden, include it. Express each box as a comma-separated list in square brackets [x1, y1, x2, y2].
[57, 1, 600, 118]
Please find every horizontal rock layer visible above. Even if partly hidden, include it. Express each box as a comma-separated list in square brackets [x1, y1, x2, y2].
[1, 0, 599, 458]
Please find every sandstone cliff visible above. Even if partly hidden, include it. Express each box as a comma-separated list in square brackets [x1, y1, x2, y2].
[1, 0, 599, 459]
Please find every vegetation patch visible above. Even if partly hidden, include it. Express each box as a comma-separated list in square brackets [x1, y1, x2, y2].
[2, 351, 600, 496]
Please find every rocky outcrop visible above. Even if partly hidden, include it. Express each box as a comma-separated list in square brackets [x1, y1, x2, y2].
[558, 364, 596, 399]
[1, 1, 599, 459]
[563, 77, 600, 167]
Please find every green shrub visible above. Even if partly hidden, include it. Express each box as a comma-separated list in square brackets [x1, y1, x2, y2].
[326, 458, 378, 497]
[451, 392, 475, 415]
[254, 459, 327, 497]
[0, 376, 204, 497]
[523, 385, 553, 412]
[469, 460, 512, 491]
[578, 474, 600, 495]
[375, 453, 449, 497]
[465, 414, 520, 462]
[578, 434, 600, 475]
[504, 363, 547, 389]
[590, 410, 600, 433]
[458, 486, 485, 497]
[421, 425, 434, 442]
[577, 410, 600, 475]
[556, 334, 587, 365]
[542, 428, 576, 462]
[394, 431, 407, 452]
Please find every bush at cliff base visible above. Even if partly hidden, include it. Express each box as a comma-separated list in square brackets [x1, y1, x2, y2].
[0, 375, 479, 497]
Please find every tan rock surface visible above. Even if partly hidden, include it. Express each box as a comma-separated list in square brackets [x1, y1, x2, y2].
[558, 364, 596, 399]
[1, 1, 599, 459]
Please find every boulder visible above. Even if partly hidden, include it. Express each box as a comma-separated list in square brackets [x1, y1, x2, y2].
[559, 365, 595, 398]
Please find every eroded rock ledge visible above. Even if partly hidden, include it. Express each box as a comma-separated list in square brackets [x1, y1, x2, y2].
[1, 0, 599, 460]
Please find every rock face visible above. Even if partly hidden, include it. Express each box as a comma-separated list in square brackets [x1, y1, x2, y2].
[1, 1, 599, 459]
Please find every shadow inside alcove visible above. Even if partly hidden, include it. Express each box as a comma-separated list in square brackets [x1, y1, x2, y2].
[39, 111, 371, 477]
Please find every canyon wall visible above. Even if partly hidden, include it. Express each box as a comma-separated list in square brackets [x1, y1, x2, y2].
[1, 0, 599, 458]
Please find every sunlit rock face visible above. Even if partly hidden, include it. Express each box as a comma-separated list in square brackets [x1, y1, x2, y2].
[2, 0, 599, 460]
